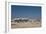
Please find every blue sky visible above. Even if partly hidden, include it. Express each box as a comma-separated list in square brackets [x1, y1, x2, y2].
[11, 5, 41, 19]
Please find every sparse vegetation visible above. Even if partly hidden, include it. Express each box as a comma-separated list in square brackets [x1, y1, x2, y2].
[11, 17, 41, 28]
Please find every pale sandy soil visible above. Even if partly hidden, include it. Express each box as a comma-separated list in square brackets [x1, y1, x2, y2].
[11, 21, 41, 28]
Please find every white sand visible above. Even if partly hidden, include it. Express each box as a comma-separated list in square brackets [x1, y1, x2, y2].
[11, 21, 41, 28]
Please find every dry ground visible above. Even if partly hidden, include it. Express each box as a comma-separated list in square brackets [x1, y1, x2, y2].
[11, 21, 41, 28]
